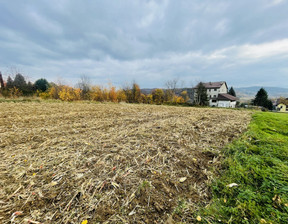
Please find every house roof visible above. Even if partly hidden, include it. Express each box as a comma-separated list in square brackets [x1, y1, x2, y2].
[217, 93, 237, 101]
[194, 81, 226, 89]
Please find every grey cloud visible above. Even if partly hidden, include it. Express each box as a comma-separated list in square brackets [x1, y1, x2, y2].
[0, 0, 288, 88]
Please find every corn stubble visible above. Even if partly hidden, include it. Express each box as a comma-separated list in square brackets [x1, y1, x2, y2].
[0, 102, 251, 223]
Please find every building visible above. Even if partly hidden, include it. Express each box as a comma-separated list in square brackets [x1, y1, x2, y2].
[193, 81, 237, 108]
[276, 103, 288, 112]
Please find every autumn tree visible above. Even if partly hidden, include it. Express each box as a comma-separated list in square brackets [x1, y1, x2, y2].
[152, 89, 164, 104]
[117, 89, 127, 102]
[90, 86, 104, 102]
[123, 82, 141, 103]
[10, 87, 22, 98]
[58, 86, 82, 101]
[180, 90, 189, 102]
[109, 86, 118, 102]
[279, 97, 288, 105]
[47, 83, 61, 99]
[132, 82, 141, 103]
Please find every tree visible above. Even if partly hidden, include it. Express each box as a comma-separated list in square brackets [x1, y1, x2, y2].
[195, 82, 208, 106]
[0, 72, 4, 89]
[123, 82, 141, 103]
[253, 88, 273, 110]
[152, 89, 164, 104]
[108, 86, 118, 102]
[34, 78, 49, 92]
[90, 86, 104, 102]
[76, 75, 91, 99]
[228, 86, 236, 97]
[253, 88, 268, 106]
[165, 78, 178, 102]
[279, 97, 288, 105]
[6, 76, 14, 89]
[132, 82, 141, 103]
[26, 81, 35, 95]
[58, 86, 82, 101]
[264, 99, 273, 110]
[180, 90, 189, 102]
[13, 73, 27, 90]
[116, 89, 127, 102]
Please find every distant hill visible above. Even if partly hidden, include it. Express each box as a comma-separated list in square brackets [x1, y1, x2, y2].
[235, 87, 288, 100]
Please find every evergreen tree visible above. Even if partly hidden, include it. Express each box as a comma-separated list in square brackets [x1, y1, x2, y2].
[264, 99, 273, 110]
[228, 86, 236, 97]
[253, 88, 272, 110]
[26, 81, 35, 95]
[253, 88, 268, 106]
[195, 82, 208, 106]
[34, 78, 49, 92]
[13, 74, 27, 90]
[6, 76, 14, 89]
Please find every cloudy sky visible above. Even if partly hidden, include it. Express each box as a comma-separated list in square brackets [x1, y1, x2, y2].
[0, 0, 288, 88]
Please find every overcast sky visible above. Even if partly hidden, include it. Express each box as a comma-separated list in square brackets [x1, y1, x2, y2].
[0, 0, 288, 88]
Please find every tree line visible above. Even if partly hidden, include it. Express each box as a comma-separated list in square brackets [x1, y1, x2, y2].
[0, 72, 277, 110]
[0, 73, 190, 105]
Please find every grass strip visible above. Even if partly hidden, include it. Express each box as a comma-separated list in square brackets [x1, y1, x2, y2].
[200, 112, 288, 224]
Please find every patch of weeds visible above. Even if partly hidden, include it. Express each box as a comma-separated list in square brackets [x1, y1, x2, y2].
[137, 180, 151, 195]
[173, 199, 188, 216]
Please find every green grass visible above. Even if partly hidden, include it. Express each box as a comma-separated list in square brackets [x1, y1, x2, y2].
[200, 112, 288, 224]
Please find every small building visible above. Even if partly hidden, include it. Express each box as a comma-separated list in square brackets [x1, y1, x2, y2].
[212, 93, 237, 108]
[276, 103, 288, 112]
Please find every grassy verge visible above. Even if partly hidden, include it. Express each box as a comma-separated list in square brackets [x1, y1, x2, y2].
[200, 112, 288, 224]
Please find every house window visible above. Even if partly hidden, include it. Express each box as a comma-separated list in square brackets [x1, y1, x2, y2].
[214, 88, 217, 91]
[209, 89, 211, 92]
[212, 100, 217, 103]
[214, 95, 216, 98]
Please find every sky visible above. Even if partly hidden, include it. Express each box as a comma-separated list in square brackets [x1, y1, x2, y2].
[0, 0, 288, 88]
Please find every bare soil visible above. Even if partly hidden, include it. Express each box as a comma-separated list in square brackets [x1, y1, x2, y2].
[0, 102, 251, 223]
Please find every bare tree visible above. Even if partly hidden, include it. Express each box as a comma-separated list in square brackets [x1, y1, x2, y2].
[76, 75, 92, 100]
[165, 78, 179, 102]
[76, 75, 91, 92]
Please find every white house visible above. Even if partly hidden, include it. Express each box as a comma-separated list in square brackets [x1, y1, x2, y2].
[216, 93, 237, 108]
[193, 81, 238, 108]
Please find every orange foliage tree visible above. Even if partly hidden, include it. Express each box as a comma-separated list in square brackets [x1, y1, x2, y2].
[58, 86, 82, 101]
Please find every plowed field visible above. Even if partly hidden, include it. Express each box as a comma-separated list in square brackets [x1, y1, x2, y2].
[0, 102, 251, 223]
